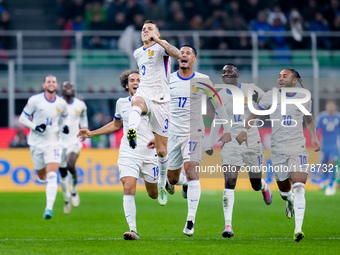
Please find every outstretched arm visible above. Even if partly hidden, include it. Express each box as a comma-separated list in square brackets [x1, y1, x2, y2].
[77, 119, 123, 140]
[304, 115, 321, 152]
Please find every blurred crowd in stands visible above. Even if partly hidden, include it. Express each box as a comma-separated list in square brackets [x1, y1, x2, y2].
[56, 0, 340, 50]
[0, 0, 10, 53]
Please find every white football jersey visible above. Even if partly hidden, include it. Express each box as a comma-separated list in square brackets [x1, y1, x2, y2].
[22, 93, 68, 148]
[133, 41, 171, 102]
[169, 71, 211, 136]
[216, 83, 264, 148]
[60, 97, 88, 149]
[114, 96, 156, 159]
[258, 90, 312, 155]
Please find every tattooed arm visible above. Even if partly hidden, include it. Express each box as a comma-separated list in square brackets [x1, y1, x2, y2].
[149, 32, 181, 59]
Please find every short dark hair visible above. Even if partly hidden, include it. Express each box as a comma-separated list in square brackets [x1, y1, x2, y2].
[285, 68, 304, 87]
[181, 44, 198, 57]
[43, 75, 56, 83]
[144, 20, 158, 30]
[120, 70, 139, 91]
[223, 63, 239, 73]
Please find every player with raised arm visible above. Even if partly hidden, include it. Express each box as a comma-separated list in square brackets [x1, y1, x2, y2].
[127, 20, 181, 206]
[316, 99, 340, 195]
[165, 45, 231, 236]
[205, 64, 272, 238]
[77, 70, 158, 241]
[59, 81, 88, 214]
[19, 75, 69, 219]
[236, 69, 321, 242]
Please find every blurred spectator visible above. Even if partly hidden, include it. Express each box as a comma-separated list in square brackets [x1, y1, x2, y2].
[125, 0, 144, 22]
[143, 0, 166, 21]
[309, 12, 331, 49]
[242, 0, 265, 23]
[90, 112, 110, 148]
[302, 0, 318, 24]
[288, 8, 307, 49]
[268, 5, 287, 26]
[331, 13, 340, 49]
[189, 14, 205, 30]
[9, 128, 28, 148]
[229, 13, 248, 30]
[85, 0, 107, 29]
[168, 11, 190, 30]
[250, 10, 271, 49]
[323, 0, 340, 25]
[269, 17, 287, 50]
[205, 10, 229, 30]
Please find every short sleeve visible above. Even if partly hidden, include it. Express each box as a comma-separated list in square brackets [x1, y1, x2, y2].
[257, 90, 272, 110]
[114, 99, 122, 120]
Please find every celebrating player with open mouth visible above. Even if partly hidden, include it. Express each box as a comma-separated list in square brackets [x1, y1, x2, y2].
[236, 69, 321, 242]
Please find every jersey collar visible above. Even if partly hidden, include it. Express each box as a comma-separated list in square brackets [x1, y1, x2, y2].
[226, 83, 241, 94]
[143, 42, 157, 51]
[177, 71, 195, 80]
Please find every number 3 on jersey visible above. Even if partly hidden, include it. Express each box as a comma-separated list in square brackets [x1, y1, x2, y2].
[141, 65, 146, 75]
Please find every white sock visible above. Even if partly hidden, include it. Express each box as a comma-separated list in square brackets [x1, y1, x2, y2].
[223, 189, 235, 226]
[46, 172, 58, 211]
[128, 106, 142, 130]
[187, 180, 201, 223]
[280, 190, 294, 204]
[59, 175, 71, 202]
[123, 195, 137, 232]
[158, 155, 169, 188]
[176, 172, 188, 186]
[293, 182, 305, 233]
[260, 179, 267, 192]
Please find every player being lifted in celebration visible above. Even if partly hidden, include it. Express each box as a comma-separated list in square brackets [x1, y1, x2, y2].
[316, 99, 340, 195]
[127, 20, 181, 205]
[236, 69, 321, 242]
[77, 70, 158, 241]
[19, 75, 69, 219]
[205, 64, 272, 238]
[59, 81, 88, 214]
[165, 45, 231, 236]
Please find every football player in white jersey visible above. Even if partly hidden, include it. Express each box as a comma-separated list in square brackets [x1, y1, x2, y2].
[59, 81, 88, 214]
[205, 64, 273, 238]
[165, 45, 231, 236]
[236, 69, 321, 242]
[77, 70, 158, 241]
[19, 75, 69, 219]
[127, 20, 181, 205]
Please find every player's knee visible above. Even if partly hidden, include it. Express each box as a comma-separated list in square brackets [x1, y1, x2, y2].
[59, 168, 68, 178]
[123, 184, 136, 195]
[250, 179, 262, 191]
[148, 190, 158, 199]
[225, 178, 236, 189]
[157, 149, 167, 158]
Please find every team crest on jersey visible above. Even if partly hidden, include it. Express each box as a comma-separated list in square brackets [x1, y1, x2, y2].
[191, 85, 199, 92]
[148, 49, 154, 59]
[75, 109, 80, 115]
[56, 107, 61, 114]
[244, 97, 248, 103]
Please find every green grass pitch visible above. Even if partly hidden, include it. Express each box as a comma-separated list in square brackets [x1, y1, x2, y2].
[0, 190, 339, 254]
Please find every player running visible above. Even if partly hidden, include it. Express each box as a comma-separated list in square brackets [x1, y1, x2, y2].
[77, 70, 158, 241]
[19, 75, 69, 219]
[164, 45, 231, 236]
[236, 69, 321, 242]
[205, 64, 272, 238]
[59, 81, 88, 214]
[316, 99, 340, 195]
[127, 20, 181, 205]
